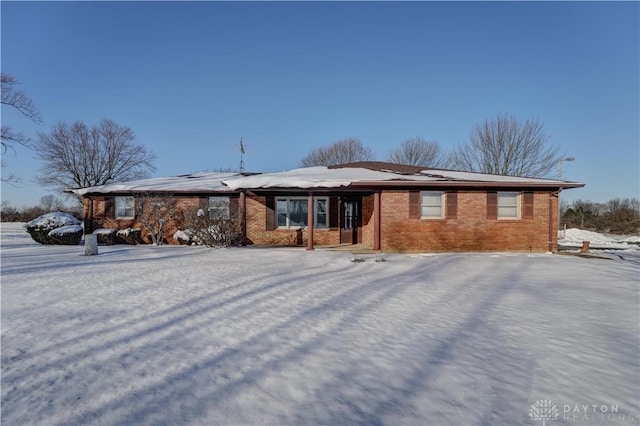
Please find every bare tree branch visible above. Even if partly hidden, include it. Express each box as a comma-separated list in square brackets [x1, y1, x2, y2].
[1, 74, 41, 122]
[1, 126, 32, 155]
[1, 73, 41, 182]
[39, 194, 66, 211]
[387, 137, 449, 168]
[451, 114, 563, 178]
[300, 137, 375, 167]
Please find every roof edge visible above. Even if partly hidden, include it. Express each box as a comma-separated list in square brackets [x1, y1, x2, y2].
[349, 180, 585, 189]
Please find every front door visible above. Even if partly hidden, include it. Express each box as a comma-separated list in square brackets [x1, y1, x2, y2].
[340, 199, 360, 244]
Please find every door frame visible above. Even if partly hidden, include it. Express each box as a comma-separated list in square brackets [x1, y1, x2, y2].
[340, 197, 362, 244]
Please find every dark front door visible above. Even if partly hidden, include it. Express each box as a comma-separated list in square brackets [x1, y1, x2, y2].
[340, 199, 360, 244]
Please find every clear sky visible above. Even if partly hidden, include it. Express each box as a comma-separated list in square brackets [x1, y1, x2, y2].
[1, 1, 638, 208]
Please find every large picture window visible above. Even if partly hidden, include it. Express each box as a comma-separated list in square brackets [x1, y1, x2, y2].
[276, 197, 328, 228]
[115, 196, 134, 219]
[498, 192, 520, 219]
[420, 191, 444, 219]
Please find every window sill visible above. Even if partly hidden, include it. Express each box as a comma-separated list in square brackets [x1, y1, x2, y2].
[275, 227, 329, 230]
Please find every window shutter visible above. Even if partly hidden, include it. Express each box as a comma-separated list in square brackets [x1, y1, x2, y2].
[329, 197, 339, 229]
[104, 197, 115, 218]
[409, 191, 421, 219]
[446, 191, 458, 219]
[265, 196, 276, 231]
[486, 192, 498, 219]
[523, 192, 534, 219]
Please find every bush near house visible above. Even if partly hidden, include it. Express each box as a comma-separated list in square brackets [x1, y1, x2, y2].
[25, 212, 82, 245]
[48, 225, 83, 245]
[93, 228, 118, 245]
[116, 228, 142, 245]
[181, 208, 242, 248]
[173, 229, 194, 245]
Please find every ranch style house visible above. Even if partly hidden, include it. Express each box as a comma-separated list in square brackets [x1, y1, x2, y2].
[72, 162, 584, 252]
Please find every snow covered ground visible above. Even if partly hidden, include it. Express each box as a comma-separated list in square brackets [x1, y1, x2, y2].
[559, 228, 640, 264]
[1, 223, 638, 425]
[560, 228, 640, 250]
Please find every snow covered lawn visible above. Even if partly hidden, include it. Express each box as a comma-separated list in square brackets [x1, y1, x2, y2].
[1, 223, 638, 425]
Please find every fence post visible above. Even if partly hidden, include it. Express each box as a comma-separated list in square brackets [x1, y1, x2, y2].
[580, 240, 590, 253]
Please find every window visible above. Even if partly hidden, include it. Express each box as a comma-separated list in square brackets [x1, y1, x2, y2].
[420, 191, 444, 219]
[497, 192, 520, 219]
[315, 198, 328, 227]
[209, 196, 230, 219]
[276, 197, 328, 228]
[115, 196, 134, 219]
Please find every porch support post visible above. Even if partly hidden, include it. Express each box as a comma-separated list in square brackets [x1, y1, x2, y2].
[307, 192, 314, 250]
[239, 191, 247, 245]
[374, 191, 381, 251]
[84, 197, 94, 235]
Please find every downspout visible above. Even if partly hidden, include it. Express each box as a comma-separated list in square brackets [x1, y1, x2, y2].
[239, 191, 247, 245]
[549, 190, 560, 252]
[307, 192, 314, 250]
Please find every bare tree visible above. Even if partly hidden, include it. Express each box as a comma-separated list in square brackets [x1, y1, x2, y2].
[451, 114, 563, 177]
[34, 119, 156, 201]
[602, 198, 640, 234]
[134, 192, 178, 245]
[300, 137, 375, 167]
[562, 199, 604, 230]
[39, 194, 66, 212]
[562, 197, 639, 233]
[387, 137, 449, 168]
[1, 73, 41, 182]
[0, 201, 20, 222]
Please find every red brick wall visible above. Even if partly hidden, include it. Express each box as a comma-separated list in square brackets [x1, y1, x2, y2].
[379, 190, 557, 252]
[83, 196, 201, 244]
[82, 189, 559, 251]
[360, 194, 375, 247]
[244, 196, 340, 246]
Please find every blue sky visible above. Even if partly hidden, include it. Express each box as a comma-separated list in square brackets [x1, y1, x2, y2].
[1, 1, 638, 208]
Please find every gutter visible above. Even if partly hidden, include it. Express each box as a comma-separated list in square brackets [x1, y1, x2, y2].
[349, 180, 585, 189]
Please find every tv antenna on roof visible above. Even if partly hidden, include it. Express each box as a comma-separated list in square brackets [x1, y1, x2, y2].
[239, 137, 245, 173]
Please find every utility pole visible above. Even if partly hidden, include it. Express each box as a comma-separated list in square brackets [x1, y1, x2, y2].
[557, 156, 575, 239]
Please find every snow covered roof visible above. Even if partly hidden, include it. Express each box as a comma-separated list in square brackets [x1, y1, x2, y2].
[222, 166, 409, 190]
[71, 163, 584, 195]
[223, 163, 584, 190]
[71, 172, 242, 195]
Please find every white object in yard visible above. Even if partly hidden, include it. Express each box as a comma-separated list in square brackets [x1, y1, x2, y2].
[84, 234, 99, 255]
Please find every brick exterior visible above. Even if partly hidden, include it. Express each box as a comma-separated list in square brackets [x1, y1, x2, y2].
[245, 196, 340, 246]
[360, 194, 375, 247]
[379, 190, 557, 252]
[82, 189, 560, 252]
[83, 195, 203, 244]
